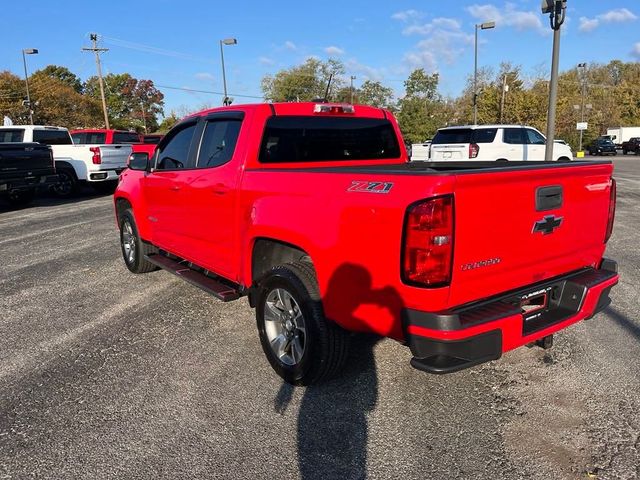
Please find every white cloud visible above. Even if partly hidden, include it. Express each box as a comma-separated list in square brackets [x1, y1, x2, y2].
[600, 8, 637, 23]
[391, 9, 422, 22]
[579, 8, 637, 32]
[324, 46, 345, 56]
[284, 41, 297, 51]
[467, 3, 544, 34]
[393, 13, 473, 71]
[195, 72, 215, 81]
[578, 17, 599, 32]
[632, 43, 640, 60]
[258, 56, 275, 66]
[344, 59, 386, 82]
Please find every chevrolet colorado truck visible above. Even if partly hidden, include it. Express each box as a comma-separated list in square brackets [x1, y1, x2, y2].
[0, 142, 58, 206]
[0, 125, 132, 196]
[114, 102, 619, 385]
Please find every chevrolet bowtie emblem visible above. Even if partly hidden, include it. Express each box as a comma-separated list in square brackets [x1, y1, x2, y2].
[533, 215, 563, 235]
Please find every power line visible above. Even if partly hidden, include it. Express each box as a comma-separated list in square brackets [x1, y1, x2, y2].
[99, 35, 215, 65]
[155, 84, 264, 99]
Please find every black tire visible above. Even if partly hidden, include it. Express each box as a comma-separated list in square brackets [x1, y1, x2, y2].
[623, 149, 627, 155]
[52, 168, 78, 198]
[7, 189, 35, 207]
[612, 151, 617, 156]
[558, 157, 571, 163]
[496, 159, 508, 163]
[93, 180, 118, 195]
[118, 208, 158, 274]
[256, 261, 350, 386]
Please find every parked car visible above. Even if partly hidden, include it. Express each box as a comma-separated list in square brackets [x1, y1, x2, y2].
[142, 134, 164, 145]
[71, 129, 156, 157]
[588, 138, 617, 156]
[430, 125, 573, 162]
[114, 102, 618, 385]
[621, 137, 640, 155]
[0, 142, 58, 206]
[0, 126, 132, 196]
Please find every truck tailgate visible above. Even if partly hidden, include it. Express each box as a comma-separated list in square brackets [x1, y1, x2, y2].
[449, 163, 613, 307]
[98, 145, 132, 168]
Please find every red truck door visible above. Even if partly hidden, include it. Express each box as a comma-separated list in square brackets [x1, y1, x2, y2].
[178, 112, 245, 279]
[144, 120, 199, 251]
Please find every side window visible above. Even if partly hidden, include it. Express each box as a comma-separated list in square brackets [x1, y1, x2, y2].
[155, 123, 197, 170]
[525, 129, 546, 145]
[196, 120, 242, 168]
[503, 128, 524, 145]
[473, 128, 497, 143]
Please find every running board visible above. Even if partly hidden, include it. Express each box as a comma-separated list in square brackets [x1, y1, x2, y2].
[145, 254, 240, 302]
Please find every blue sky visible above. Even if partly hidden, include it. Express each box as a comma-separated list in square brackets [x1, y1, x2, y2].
[2, 0, 639, 116]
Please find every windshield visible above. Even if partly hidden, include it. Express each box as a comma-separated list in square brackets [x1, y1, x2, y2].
[259, 116, 401, 163]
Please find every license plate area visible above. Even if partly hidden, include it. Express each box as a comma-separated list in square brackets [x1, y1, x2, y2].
[520, 289, 549, 316]
[508, 281, 587, 336]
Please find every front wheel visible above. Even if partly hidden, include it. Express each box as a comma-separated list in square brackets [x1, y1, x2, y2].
[256, 262, 350, 386]
[119, 209, 158, 274]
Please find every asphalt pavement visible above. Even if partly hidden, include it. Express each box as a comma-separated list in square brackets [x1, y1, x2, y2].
[0, 158, 638, 480]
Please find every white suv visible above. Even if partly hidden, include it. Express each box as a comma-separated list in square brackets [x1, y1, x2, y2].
[428, 125, 573, 162]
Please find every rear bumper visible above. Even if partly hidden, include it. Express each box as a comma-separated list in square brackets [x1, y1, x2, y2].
[0, 174, 59, 192]
[86, 168, 124, 182]
[404, 260, 619, 374]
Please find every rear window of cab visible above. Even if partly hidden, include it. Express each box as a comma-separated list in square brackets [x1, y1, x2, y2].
[259, 116, 401, 163]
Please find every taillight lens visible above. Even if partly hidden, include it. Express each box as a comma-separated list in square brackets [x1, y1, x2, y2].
[90, 147, 101, 165]
[469, 143, 479, 158]
[605, 178, 616, 243]
[402, 195, 454, 287]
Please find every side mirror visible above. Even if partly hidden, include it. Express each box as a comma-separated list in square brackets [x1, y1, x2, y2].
[128, 152, 149, 171]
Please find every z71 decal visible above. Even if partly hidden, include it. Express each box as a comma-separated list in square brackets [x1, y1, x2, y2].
[347, 181, 394, 194]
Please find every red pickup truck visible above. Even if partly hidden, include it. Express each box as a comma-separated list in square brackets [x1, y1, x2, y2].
[114, 102, 618, 385]
[71, 129, 157, 157]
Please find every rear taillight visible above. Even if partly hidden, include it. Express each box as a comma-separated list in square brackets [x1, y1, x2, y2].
[605, 178, 616, 243]
[469, 143, 479, 159]
[90, 147, 101, 165]
[402, 195, 454, 287]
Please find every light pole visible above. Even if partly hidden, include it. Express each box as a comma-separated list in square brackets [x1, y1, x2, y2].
[577, 62, 587, 152]
[21, 48, 38, 124]
[219, 38, 237, 106]
[350, 75, 356, 104]
[473, 21, 495, 124]
[542, 0, 567, 161]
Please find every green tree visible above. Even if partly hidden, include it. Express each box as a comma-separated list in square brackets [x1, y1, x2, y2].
[157, 112, 180, 132]
[84, 73, 164, 131]
[32, 65, 82, 93]
[396, 69, 444, 143]
[358, 80, 394, 108]
[261, 58, 345, 102]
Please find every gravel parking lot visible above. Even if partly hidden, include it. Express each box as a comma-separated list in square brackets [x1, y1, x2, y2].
[0, 158, 638, 480]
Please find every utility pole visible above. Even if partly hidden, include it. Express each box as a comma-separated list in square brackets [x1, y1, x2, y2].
[499, 74, 508, 123]
[82, 34, 110, 129]
[542, 0, 567, 161]
[350, 75, 356, 104]
[140, 102, 148, 134]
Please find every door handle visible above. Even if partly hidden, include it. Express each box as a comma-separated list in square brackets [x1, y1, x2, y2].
[212, 184, 229, 195]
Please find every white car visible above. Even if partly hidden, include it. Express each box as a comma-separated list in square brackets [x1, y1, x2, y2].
[429, 125, 573, 162]
[0, 125, 132, 196]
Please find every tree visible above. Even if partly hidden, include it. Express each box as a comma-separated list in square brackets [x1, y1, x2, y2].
[84, 73, 164, 131]
[358, 80, 394, 108]
[157, 112, 180, 132]
[0, 71, 29, 124]
[396, 69, 444, 143]
[32, 65, 82, 93]
[261, 58, 345, 102]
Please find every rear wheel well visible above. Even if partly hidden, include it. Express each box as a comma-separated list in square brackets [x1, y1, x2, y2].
[558, 156, 571, 162]
[54, 161, 77, 178]
[251, 239, 311, 284]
